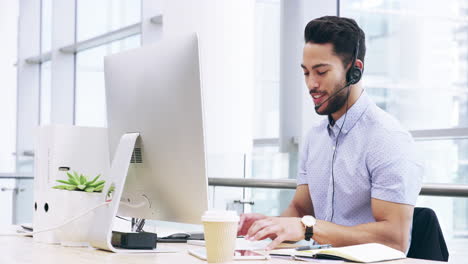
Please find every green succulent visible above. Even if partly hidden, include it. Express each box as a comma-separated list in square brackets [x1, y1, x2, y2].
[106, 184, 116, 201]
[52, 171, 105, 193]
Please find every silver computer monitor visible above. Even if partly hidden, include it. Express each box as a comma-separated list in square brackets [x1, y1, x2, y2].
[105, 33, 208, 225]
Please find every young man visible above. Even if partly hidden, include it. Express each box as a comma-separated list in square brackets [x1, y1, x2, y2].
[238, 16, 423, 253]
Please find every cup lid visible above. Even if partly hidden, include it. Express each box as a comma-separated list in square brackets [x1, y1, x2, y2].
[201, 210, 240, 222]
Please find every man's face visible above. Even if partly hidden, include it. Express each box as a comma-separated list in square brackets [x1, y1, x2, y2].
[301, 42, 348, 116]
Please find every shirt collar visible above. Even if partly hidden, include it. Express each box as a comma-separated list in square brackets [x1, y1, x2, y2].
[327, 91, 372, 135]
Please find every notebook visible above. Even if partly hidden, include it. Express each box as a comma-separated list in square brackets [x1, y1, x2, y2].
[269, 243, 406, 263]
[188, 238, 299, 250]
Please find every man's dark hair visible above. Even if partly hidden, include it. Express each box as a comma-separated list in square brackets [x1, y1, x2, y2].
[304, 16, 366, 69]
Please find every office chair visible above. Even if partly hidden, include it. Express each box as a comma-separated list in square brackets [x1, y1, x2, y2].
[407, 207, 449, 262]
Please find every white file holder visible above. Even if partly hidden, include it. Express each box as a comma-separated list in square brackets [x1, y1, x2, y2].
[33, 125, 110, 246]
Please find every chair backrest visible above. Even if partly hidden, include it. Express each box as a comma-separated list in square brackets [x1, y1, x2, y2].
[407, 207, 449, 262]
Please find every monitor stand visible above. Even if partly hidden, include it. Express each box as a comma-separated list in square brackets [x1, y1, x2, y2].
[87, 133, 177, 253]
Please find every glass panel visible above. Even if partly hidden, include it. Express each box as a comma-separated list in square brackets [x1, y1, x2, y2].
[248, 0, 291, 216]
[13, 179, 34, 224]
[40, 61, 52, 125]
[41, 0, 52, 52]
[416, 138, 468, 184]
[340, 2, 468, 260]
[246, 145, 291, 214]
[77, 0, 141, 41]
[251, 145, 289, 179]
[253, 0, 280, 139]
[246, 188, 294, 216]
[207, 153, 246, 179]
[341, 0, 468, 131]
[207, 152, 246, 211]
[0, 0, 18, 173]
[0, 179, 15, 225]
[211, 186, 244, 212]
[75, 35, 140, 127]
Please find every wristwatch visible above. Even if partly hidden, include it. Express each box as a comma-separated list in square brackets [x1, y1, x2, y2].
[301, 215, 316, 241]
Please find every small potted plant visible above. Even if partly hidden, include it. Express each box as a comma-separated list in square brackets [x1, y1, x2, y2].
[52, 171, 108, 246]
[53, 171, 105, 193]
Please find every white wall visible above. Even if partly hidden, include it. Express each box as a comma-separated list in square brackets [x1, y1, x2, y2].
[300, 0, 337, 142]
[162, 0, 255, 179]
[0, 0, 18, 172]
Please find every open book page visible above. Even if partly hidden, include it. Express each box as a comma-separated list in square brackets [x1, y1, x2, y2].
[316, 243, 405, 262]
[188, 238, 300, 250]
[270, 243, 406, 263]
[269, 247, 323, 257]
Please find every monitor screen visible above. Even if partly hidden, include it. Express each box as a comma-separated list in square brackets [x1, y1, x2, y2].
[104, 33, 208, 224]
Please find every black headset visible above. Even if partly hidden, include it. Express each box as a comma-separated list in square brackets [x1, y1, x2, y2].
[329, 37, 362, 222]
[345, 39, 362, 85]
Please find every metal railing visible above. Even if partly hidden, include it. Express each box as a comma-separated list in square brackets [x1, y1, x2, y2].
[3, 175, 468, 197]
[0, 174, 33, 179]
[208, 178, 468, 198]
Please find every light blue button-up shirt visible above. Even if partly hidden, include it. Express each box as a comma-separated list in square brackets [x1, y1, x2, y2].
[297, 91, 423, 228]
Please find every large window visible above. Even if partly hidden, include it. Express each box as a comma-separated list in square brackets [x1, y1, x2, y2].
[0, 0, 18, 173]
[241, 0, 288, 215]
[341, 0, 468, 259]
[342, 0, 467, 130]
[74, 0, 142, 127]
[75, 35, 141, 127]
[254, 0, 280, 139]
[76, 0, 141, 41]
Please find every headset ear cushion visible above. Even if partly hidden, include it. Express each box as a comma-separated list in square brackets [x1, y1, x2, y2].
[348, 67, 362, 85]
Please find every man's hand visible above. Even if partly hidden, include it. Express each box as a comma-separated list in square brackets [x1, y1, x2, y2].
[237, 213, 267, 236]
[246, 216, 305, 250]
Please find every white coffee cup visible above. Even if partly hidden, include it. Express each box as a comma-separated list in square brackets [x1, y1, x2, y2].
[202, 210, 240, 263]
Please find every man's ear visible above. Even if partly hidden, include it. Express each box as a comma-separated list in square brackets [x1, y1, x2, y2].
[355, 59, 364, 70]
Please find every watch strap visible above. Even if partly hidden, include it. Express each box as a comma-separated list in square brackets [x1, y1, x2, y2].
[304, 226, 313, 241]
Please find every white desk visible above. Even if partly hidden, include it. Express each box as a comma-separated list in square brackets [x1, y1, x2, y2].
[0, 234, 450, 264]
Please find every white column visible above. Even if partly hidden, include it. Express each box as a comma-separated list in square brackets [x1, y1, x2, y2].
[15, 0, 42, 224]
[159, 0, 255, 209]
[50, 0, 76, 124]
[279, 0, 303, 153]
[161, 0, 255, 178]
[16, 0, 41, 172]
[141, 0, 163, 45]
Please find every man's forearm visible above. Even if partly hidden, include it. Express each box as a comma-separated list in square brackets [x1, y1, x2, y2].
[280, 185, 314, 218]
[280, 203, 313, 217]
[280, 205, 301, 217]
[313, 219, 409, 252]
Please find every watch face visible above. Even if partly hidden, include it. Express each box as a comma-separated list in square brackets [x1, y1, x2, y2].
[302, 215, 316, 227]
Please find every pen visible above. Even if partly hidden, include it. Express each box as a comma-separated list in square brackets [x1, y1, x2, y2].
[295, 244, 332, 251]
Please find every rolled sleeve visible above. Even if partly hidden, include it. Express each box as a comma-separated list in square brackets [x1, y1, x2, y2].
[368, 131, 423, 206]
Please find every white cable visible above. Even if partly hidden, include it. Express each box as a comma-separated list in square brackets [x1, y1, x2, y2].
[0, 201, 110, 237]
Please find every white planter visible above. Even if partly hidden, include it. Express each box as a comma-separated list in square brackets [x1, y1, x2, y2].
[53, 190, 105, 246]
